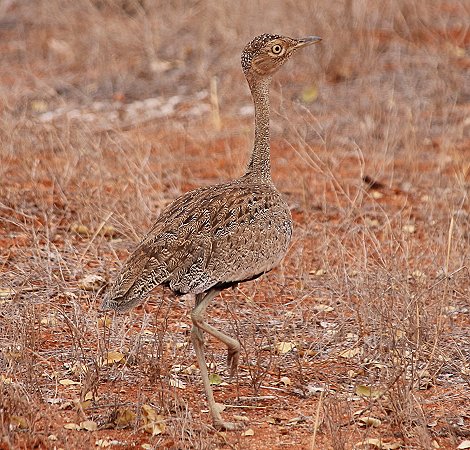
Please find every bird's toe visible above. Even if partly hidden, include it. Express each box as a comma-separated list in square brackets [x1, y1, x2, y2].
[213, 419, 245, 431]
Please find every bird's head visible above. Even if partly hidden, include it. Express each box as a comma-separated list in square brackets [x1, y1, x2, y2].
[241, 33, 321, 80]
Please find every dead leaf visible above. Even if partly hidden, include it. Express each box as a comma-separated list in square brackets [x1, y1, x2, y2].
[339, 347, 362, 358]
[243, 428, 254, 436]
[355, 438, 402, 449]
[59, 378, 81, 386]
[99, 225, 116, 237]
[97, 317, 112, 328]
[79, 274, 106, 291]
[355, 385, 384, 399]
[141, 404, 157, 422]
[410, 270, 426, 282]
[71, 223, 90, 236]
[10, 415, 28, 429]
[280, 376, 291, 386]
[457, 441, 470, 449]
[364, 218, 380, 228]
[115, 408, 136, 427]
[96, 439, 122, 448]
[143, 420, 166, 436]
[209, 373, 222, 385]
[1, 375, 13, 384]
[40, 315, 58, 326]
[402, 224, 416, 234]
[5, 345, 23, 360]
[299, 348, 317, 357]
[314, 268, 327, 276]
[276, 341, 296, 354]
[358, 416, 382, 427]
[141, 406, 166, 436]
[63, 422, 81, 430]
[75, 399, 91, 410]
[314, 304, 334, 313]
[233, 415, 249, 422]
[80, 420, 97, 431]
[382, 442, 403, 450]
[372, 191, 384, 199]
[100, 350, 125, 366]
[0, 288, 16, 298]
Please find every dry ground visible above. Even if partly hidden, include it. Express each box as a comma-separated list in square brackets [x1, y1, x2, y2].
[1, 1, 469, 449]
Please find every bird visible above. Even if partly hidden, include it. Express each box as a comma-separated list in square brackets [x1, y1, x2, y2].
[101, 33, 322, 430]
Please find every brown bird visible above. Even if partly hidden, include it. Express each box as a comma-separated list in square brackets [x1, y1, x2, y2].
[102, 33, 321, 430]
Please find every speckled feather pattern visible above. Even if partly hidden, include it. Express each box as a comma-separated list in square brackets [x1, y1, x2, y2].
[103, 176, 292, 311]
[102, 34, 305, 312]
[241, 33, 281, 74]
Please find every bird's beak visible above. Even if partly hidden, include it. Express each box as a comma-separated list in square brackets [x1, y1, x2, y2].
[295, 36, 322, 49]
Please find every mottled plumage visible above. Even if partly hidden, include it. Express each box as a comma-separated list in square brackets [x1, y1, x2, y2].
[104, 180, 292, 311]
[102, 33, 321, 430]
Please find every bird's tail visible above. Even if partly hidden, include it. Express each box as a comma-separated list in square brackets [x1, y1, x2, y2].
[101, 249, 151, 312]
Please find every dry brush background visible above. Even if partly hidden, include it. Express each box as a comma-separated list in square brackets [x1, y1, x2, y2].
[0, 1, 469, 449]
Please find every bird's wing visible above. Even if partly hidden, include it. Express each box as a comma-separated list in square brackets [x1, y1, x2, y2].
[102, 182, 291, 311]
[102, 185, 213, 311]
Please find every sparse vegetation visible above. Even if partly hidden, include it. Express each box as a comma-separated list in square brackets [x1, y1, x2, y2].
[1, 1, 469, 449]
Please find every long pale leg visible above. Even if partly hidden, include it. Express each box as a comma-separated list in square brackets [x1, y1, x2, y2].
[192, 288, 240, 377]
[190, 288, 242, 430]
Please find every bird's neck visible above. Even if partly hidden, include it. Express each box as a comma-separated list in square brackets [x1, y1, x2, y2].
[244, 77, 273, 183]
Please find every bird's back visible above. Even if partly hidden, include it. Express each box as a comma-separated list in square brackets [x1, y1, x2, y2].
[103, 177, 292, 311]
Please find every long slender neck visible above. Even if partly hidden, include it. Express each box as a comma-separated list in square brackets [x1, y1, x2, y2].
[244, 76, 273, 183]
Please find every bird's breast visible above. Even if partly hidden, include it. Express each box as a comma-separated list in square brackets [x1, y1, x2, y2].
[206, 191, 292, 283]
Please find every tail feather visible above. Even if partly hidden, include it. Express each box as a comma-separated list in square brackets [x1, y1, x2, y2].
[101, 246, 169, 312]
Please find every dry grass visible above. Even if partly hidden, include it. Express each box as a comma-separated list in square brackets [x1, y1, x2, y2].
[1, 0, 469, 449]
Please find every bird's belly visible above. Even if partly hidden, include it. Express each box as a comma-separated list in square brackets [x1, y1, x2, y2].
[209, 213, 293, 283]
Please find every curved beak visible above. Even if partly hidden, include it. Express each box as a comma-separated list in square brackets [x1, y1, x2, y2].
[295, 36, 322, 49]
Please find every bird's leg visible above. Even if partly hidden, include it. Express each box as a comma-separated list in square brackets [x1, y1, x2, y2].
[191, 325, 237, 430]
[192, 289, 241, 378]
[190, 289, 243, 430]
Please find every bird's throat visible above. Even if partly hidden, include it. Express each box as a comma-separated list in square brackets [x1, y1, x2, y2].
[245, 77, 272, 183]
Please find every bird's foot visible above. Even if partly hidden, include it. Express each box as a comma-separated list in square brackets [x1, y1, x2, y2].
[227, 347, 240, 380]
[213, 419, 245, 431]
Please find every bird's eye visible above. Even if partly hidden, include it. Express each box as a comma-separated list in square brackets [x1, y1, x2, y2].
[271, 44, 283, 55]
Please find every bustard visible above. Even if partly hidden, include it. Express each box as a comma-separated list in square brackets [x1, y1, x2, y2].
[102, 33, 321, 430]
